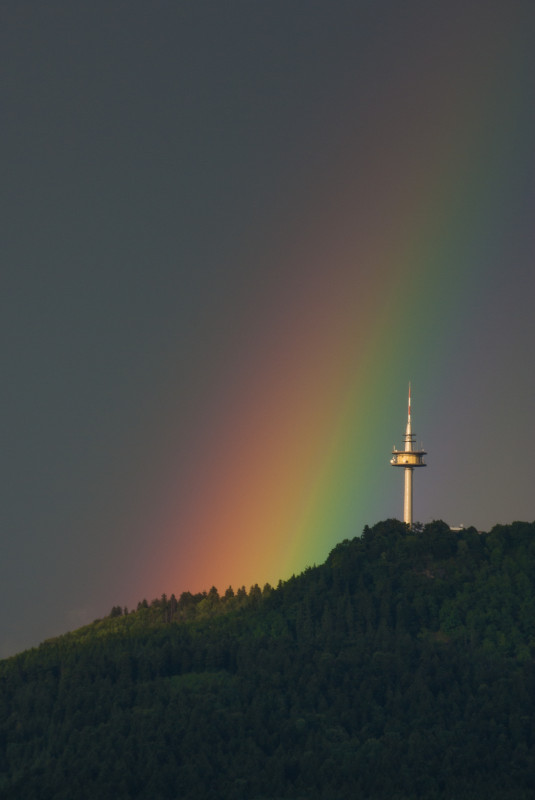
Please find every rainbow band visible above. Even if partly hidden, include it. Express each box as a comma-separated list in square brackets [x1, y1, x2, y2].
[131, 14, 531, 599]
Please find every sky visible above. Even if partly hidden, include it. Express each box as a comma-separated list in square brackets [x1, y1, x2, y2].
[2, 0, 534, 658]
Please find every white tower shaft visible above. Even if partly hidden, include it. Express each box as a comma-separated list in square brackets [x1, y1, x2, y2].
[404, 467, 413, 525]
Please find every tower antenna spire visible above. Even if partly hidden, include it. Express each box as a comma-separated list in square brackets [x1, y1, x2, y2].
[391, 384, 426, 526]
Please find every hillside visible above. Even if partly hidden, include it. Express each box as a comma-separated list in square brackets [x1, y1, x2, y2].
[1, 519, 535, 799]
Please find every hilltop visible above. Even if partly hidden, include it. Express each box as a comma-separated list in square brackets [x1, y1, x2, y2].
[1, 519, 535, 799]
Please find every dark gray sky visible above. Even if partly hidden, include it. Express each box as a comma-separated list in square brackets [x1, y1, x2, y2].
[2, 1, 535, 658]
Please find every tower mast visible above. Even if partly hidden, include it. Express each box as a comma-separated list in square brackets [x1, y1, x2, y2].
[391, 384, 426, 526]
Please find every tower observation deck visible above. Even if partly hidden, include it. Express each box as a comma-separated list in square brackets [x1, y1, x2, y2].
[390, 385, 426, 526]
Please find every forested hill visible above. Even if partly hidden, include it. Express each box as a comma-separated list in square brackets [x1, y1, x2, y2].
[2, 520, 535, 799]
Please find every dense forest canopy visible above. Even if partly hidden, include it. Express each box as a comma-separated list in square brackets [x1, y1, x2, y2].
[1, 519, 535, 799]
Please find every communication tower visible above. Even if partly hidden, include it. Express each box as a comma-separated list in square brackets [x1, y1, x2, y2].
[390, 384, 426, 526]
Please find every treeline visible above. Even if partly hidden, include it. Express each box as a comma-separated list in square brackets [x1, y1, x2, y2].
[1, 519, 535, 799]
[108, 581, 274, 624]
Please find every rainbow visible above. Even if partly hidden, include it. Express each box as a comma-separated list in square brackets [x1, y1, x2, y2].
[127, 14, 530, 600]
